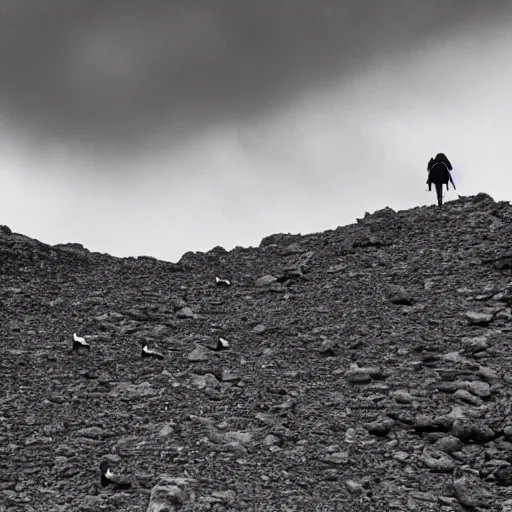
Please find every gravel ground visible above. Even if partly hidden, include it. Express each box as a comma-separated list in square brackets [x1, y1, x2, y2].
[2, 193, 512, 511]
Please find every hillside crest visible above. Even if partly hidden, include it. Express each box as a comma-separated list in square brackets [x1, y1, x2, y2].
[3, 192, 512, 511]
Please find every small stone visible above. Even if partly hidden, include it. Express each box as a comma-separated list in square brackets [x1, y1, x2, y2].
[478, 366, 499, 381]
[364, 418, 394, 437]
[345, 428, 357, 444]
[462, 336, 490, 353]
[323, 469, 339, 481]
[345, 480, 364, 493]
[344, 364, 383, 383]
[409, 491, 438, 503]
[494, 466, 512, 486]
[147, 482, 187, 512]
[496, 309, 512, 321]
[158, 424, 174, 437]
[392, 390, 414, 404]
[283, 243, 307, 255]
[329, 452, 349, 464]
[263, 435, 280, 447]
[345, 367, 372, 384]
[172, 298, 188, 311]
[255, 275, 277, 287]
[447, 407, 466, 421]
[443, 351, 469, 364]
[221, 369, 240, 382]
[223, 431, 253, 445]
[414, 414, 451, 432]
[80, 496, 104, 509]
[422, 448, 456, 472]
[453, 473, 494, 509]
[389, 287, 415, 306]
[176, 307, 195, 319]
[210, 490, 236, 503]
[393, 451, 410, 463]
[465, 311, 494, 326]
[438, 496, 457, 506]
[468, 380, 491, 398]
[319, 339, 336, 355]
[191, 373, 219, 390]
[453, 389, 484, 406]
[25, 435, 53, 446]
[188, 345, 210, 362]
[76, 426, 104, 439]
[108, 381, 156, 398]
[434, 436, 463, 453]
[452, 419, 496, 443]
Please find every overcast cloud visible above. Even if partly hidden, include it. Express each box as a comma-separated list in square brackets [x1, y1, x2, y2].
[0, 1, 511, 260]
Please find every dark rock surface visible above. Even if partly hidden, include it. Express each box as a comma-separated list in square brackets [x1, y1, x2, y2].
[2, 194, 512, 510]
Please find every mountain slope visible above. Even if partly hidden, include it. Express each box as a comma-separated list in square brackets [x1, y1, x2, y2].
[2, 193, 512, 511]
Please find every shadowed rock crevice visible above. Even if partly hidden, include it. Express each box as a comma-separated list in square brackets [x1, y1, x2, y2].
[3, 193, 512, 510]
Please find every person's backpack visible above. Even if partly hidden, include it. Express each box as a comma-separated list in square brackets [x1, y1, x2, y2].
[435, 153, 453, 171]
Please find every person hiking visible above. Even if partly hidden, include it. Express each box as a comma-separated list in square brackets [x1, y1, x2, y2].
[427, 153, 456, 207]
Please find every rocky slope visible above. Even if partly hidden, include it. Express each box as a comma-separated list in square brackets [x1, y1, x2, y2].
[2, 193, 512, 511]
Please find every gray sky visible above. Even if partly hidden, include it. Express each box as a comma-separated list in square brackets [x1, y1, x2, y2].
[1, 1, 511, 260]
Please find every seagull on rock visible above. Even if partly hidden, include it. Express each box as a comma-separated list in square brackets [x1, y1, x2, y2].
[215, 276, 231, 287]
[201, 337, 230, 352]
[141, 345, 164, 360]
[217, 337, 229, 350]
[73, 333, 90, 350]
[99, 461, 132, 490]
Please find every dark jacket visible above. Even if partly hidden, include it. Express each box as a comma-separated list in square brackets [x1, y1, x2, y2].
[427, 153, 454, 185]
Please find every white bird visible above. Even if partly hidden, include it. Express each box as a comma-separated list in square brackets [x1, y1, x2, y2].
[215, 276, 231, 287]
[218, 337, 229, 350]
[72, 332, 90, 350]
[99, 461, 132, 489]
[141, 345, 164, 360]
[200, 337, 230, 352]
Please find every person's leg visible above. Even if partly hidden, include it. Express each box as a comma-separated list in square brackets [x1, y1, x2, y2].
[435, 182, 443, 207]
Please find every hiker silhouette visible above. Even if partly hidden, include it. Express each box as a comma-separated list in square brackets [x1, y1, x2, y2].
[426, 153, 456, 207]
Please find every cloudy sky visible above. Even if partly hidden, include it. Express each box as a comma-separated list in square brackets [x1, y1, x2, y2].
[0, 1, 511, 261]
